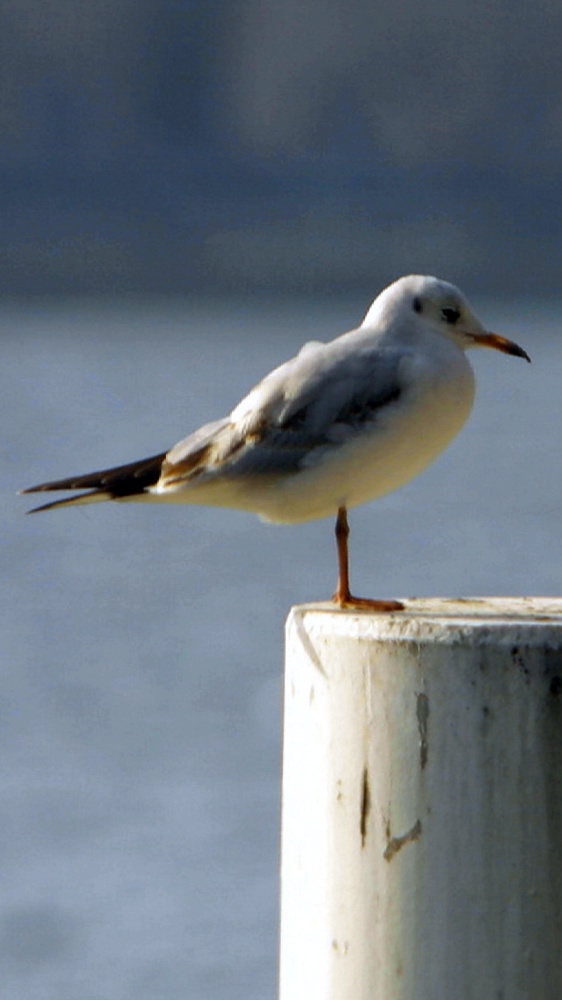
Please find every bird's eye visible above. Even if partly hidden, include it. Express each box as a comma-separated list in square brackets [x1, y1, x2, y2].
[412, 296, 422, 314]
[441, 306, 460, 325]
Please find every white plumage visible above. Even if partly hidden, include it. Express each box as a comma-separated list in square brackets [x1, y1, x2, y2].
[22, 275, 530, 609]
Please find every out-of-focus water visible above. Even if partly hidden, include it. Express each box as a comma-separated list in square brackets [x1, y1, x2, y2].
[1, 295, 560, 999]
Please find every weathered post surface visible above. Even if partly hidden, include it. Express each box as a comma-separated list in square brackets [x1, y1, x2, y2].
[279, 598, 562, 1000]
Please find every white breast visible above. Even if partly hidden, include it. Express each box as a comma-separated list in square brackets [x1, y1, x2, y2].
[255, 338, 476, 524]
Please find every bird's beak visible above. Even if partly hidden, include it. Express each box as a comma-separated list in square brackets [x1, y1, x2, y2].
[470, 331, 531, 363]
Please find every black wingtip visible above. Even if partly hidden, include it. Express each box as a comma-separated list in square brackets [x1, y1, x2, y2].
[24, 491, 107, 513]
[19, 451, 167, 503]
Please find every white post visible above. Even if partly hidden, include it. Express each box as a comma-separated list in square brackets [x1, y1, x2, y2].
[279, 598, 562, 1000]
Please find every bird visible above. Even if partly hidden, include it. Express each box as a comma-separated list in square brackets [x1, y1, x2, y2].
[21, 275, 530, 611]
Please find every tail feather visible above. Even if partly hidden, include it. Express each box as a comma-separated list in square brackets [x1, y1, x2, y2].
[21, 451, 167, 512]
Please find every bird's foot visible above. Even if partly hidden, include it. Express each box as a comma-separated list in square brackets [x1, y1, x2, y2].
[332, 591, 404, 613]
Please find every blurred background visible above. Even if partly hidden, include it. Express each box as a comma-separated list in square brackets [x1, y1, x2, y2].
[3, 2, 562, 999]
[2, 0, 562, 298]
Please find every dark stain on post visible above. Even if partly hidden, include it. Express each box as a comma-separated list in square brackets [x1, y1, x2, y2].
[360, 767, 371, 848]
[511, 644, 531, 683]
[549, 675, 562, 697]
[416, 693, 430, 769]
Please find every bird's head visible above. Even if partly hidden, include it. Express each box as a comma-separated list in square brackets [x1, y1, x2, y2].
[362, 275, 531, 362]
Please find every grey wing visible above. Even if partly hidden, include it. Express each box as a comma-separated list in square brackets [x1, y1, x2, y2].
[161, 342, 407, 484]
[275, 343, 405, 436]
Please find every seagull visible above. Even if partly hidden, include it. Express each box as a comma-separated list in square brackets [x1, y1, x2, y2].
[21, 275, 530, 611]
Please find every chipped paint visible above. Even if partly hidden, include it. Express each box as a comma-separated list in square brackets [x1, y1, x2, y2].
[384, 819, 422, 861]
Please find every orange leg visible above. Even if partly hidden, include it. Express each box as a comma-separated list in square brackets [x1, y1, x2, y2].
[332, 507, 404, 612]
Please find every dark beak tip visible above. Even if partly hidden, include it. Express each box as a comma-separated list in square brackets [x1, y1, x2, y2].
[501, 340, 531, 363]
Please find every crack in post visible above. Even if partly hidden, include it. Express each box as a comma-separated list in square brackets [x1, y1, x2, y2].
[416, 693, 429, 769]
[360, 767, 371, 847]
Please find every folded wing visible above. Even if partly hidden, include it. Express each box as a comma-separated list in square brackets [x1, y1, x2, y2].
[22, 337, 407, 511]
[159, 341, 405, 486]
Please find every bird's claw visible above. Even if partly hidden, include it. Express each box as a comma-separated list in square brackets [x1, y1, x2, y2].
[332, 592, 404, 613]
